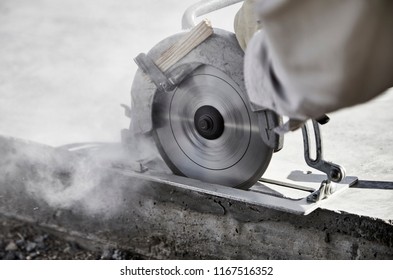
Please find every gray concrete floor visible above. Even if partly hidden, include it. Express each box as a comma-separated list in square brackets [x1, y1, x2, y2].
[1, 1, 392, 219]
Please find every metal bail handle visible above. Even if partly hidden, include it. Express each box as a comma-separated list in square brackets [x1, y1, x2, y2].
[182, 0, 244, 29]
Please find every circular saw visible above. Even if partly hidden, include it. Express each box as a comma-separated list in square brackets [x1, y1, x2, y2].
[127, 20, 281, 189]
[119, 1, 351, 214]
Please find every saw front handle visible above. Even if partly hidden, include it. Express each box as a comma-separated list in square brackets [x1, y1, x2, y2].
[182, 0, 244, 29]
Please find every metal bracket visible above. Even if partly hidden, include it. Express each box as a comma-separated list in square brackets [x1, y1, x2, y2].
[134, 53, 176, 92]
[134, 53, 203, 93]
[307, 180, 335, 202]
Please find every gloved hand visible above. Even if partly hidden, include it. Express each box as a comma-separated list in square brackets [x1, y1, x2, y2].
[236, 0, 393, 129]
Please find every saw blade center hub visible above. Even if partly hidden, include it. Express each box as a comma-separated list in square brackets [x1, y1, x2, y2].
[194, 105, 224, 140]
[198, 116, 212, 130]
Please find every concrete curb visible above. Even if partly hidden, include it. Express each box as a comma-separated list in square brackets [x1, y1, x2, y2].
[1, 136, 392, 259]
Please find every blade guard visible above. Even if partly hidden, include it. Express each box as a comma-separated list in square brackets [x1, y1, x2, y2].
[127, 28, 282, 151]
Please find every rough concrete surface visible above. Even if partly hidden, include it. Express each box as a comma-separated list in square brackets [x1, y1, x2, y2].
[0, 0, 392, 259]
[0, 215, 144, 260]
[0, 136, 392, 259]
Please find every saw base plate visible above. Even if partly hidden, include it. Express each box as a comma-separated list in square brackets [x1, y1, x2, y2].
[111, 159, 358, 216]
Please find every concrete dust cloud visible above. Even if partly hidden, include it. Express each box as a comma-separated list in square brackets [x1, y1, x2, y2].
[0, 134, 164, 218]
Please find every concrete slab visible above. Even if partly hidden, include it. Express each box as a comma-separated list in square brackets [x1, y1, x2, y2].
[0, 136, 392, 259]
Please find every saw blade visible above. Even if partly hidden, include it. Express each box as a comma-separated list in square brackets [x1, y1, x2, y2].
[152, 65, 273, 189]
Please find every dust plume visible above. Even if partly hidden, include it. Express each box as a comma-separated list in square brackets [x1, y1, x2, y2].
[0, 134, 167, 219]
